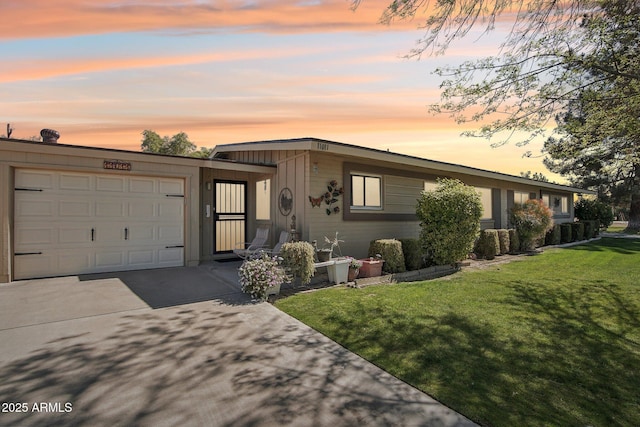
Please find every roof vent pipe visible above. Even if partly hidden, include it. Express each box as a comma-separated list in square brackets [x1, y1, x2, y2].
[40, 129, 60, 144]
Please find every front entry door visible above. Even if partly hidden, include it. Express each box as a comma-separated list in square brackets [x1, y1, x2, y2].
[214, 180, 247, 253]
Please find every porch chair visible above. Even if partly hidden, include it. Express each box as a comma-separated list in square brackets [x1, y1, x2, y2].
[233, 227, 269, 259]
[265, 230, 290, 257]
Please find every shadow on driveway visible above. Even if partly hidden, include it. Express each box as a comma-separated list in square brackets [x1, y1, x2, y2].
[79, 261, 250, 309]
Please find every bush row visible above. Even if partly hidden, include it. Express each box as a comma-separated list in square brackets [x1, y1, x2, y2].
[545, 220, 600, 245]
[368, 238, 428, 273]
[474, 229, 520, 259]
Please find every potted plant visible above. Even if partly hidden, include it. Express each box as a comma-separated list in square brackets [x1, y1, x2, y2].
[346, 257, 362, 281]
[313, 232, 344, 262]
[238, 253, 288, 300]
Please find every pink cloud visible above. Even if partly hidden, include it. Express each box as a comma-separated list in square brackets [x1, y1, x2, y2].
[1, 0, 410, 41]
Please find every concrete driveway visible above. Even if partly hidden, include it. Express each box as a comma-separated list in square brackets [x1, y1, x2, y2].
[0, 263, 475, 427]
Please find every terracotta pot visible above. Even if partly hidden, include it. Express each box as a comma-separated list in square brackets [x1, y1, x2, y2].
[348, 268, 359, 281]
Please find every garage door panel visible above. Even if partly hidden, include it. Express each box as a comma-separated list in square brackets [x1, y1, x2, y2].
[159, 180, 183, 195]
[96, 201, 126, 217]
[59, 200, 93, 217]
[14, 169, 185, 280]
[14, 254, 56, 279]
[59, 173, 92, 191]
[15, 170, 55, 189]
[158, 201, 183, 218]
[58, 227, 92, 244]
[96, 223, 127, 243]
[128, 250, 155, 266]
[15, 196, 55, 217]
[96, 176, 126, 192]
[159, 248, 183, 265]
[159, 225, 183, 241]
[129, 200, 156, 218]
[15, 226, 55, 247]
[129, 178, 155, 193]
[130, 225, 155, 242]
[58, 251, 92, 273]
[95, 251, 126, 269]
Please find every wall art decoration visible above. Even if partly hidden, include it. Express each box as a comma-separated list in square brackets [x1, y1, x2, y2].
[279, 187, 293, 216]
[309, 180, 343, 215]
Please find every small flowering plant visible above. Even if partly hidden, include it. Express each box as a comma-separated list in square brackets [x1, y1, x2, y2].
[238, 253, 287, 300]
[346, 256, 362, 270]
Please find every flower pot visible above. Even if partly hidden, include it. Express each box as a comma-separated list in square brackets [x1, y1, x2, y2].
[265, 282, 281, 298]
[327, 258, 350, 284]
[348, 268, 359, 281]
[317, 249, 332, 262]
[358, 259, 384, 278]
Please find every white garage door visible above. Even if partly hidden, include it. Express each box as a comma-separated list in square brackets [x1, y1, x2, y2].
[14, 169, 185, 280]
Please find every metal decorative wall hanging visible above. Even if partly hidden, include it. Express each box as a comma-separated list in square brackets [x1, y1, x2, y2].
[279, 187, 293, 216]
[309, 180, 343, 215]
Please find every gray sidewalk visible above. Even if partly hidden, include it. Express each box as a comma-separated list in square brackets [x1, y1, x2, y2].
[0, 264, 476, 427]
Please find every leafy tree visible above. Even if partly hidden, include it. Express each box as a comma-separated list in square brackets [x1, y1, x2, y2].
[520, 171, 549, 182]
[354, 0, 640, 230]
[416, 178, 482, 265]
[574, 198, 614, 228]
[141, 130, 207, 157]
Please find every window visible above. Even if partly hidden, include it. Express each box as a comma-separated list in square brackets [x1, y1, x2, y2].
[542, 193, 570, 215]
[476, 187, 493, 220]
[255, 179, 270, 220]
[423, 181, 437, 192]
[514, 191, 530, 205]
[351, 174, 381, 208]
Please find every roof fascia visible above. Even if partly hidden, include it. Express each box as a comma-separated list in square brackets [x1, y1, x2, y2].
[212, 138, 595, 194]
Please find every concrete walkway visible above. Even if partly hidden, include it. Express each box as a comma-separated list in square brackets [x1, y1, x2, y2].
[0, 263, 476, 427]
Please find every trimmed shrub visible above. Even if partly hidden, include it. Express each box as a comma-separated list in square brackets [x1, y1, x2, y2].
[399, 238, 423, 271]
[280, 241, 315, 285]
[369, 239, 406, 273]
[571, 222, 585, 241]
[545, 224, 562, 246]
[475, 229, 500, 260]
[509, 199, 554, 251]
[508, 229, 520, 253]
[574, 199, 614, 229]
[497, 229, 510, 255]
[582, 220, 599, 239]
[560, 223, 573, 243]
[416, 178, 483, 265]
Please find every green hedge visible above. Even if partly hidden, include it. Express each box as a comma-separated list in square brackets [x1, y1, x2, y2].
[497, 229, 510, 255]
[475, 229, 500, 260]
[560, 223, 573, 243]
[571, 222, 585, 241]
[545, 224, 562, 246]
[369, 239, 406, 273]
[399, 238, 423, 271]
[582, 220, 600, 239]
[508, 229, 520, 253]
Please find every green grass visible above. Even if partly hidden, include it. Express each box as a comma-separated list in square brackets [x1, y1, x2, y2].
[275, 238, 640, 426]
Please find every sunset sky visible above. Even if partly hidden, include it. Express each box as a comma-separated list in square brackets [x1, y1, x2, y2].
[1, 0, 558, 179]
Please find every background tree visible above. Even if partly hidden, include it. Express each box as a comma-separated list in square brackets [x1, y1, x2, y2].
[519, 171, 549, 183]
[353, 0, 640, 230]
[140, 130, 212, 158]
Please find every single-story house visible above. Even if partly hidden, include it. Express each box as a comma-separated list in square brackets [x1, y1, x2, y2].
[0, 135, 593, 282]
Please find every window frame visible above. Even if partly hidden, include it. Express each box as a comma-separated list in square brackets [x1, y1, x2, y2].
[350, 172, 383, 210]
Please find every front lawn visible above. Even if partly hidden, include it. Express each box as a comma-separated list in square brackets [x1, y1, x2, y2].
[275, 238, 640, 426]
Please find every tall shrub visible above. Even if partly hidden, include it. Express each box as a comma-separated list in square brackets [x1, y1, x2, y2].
[416, 178, 482, 265]
[574, 199, 614, 229]
[509, 199, 554, 251]
[280, 241, 315, 285]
